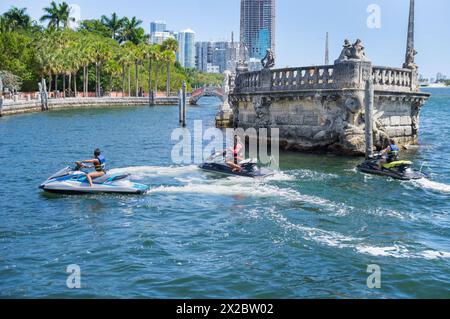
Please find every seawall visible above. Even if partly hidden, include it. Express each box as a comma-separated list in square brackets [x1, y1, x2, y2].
[0, 96, 179, 117]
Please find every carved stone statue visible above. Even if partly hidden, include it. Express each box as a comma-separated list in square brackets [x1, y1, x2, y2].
[336, 39, 368, 62]
[221, 70, 231, 111]
[261, 49, 275, 69]
[253, 96, 272, 127]
[403, 48, 417, 69]
[351, 39, 367, 60]
[337, 39, 352, 61]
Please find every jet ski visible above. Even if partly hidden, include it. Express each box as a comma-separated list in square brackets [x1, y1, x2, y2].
[199, 152, 275, 178]
[357, 154, 425, 181]
[39, 166, 150, 195]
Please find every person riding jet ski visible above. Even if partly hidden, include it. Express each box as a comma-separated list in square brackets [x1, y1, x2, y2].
[76, 148, 106, 187]
[357, 138, 425, 180]
[225, 135, 244, 172]
[378, 139, 400, 169]
[199, 135, 274, 178]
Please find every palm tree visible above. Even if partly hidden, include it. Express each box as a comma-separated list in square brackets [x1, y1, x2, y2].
[117, 47, 132, 97]
[101, 13, 124, 41]
[161, 50, 176, 97]
[90, 37, 114, 97]
[161, 38, 178, 96]
[40, 1, 73, 29]
[2, 6, 31, 31]
[119, 17, 148, 45]
[152, 47, 162, 93]
[78, 34, 96, 97]
[134, 44, 146, 96]
[142, 44, 159, 96]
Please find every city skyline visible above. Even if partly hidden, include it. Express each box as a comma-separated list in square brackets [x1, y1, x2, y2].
[1, 0, 449, 77]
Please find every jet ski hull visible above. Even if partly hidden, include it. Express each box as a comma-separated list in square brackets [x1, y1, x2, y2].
[357, 160, 425, 181]
[39, 182, 149, 195]
[199, 163, 274, 178]
[39, 167, 149, 195]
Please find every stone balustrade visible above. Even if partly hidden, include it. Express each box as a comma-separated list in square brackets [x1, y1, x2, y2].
[234, 64, 419, 95]
[372, 66, 415, 92]
[235, 65, 335, 93]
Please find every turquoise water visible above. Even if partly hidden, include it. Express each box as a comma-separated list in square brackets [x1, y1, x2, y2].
[0, 91, 449, 298]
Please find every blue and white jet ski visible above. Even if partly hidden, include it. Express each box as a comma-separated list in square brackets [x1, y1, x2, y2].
[39, 166, 149, 195]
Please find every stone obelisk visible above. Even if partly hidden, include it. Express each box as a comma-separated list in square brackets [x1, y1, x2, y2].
[403, 0, 417, 69]
[325, 32, 329, 65]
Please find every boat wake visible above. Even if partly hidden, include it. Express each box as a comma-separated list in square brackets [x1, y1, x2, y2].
[109, 165, 199, 179]
[266, 208, 450, 260]
[411, 178, 450, 194]
[148, 177, 351, 216]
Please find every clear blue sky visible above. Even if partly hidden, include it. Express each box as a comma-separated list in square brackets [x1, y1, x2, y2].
[1, 0, 449, 78]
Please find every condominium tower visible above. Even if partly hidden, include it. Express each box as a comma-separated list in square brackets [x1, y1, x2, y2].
[240, 0, 276, 59]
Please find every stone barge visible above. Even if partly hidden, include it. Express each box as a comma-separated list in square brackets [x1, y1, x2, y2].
[227, 0, 430, 155]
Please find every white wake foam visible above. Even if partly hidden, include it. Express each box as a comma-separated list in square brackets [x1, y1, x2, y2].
[148, 180, 351, 216]
[412, 178, 450, 194]
[109, 165, 199, 179]
[266, 208, 450, 260]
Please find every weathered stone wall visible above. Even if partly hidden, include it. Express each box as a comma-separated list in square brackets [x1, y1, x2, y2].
[230, 59, 430, 155]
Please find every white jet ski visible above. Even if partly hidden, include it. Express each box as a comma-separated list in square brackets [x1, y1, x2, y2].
[39, 166, 149, 195]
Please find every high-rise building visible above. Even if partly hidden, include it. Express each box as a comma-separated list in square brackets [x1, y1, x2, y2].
[240, 0, 276, 60]
[150, 31, 175, 45]
[195, 39, 240, 74]
[195, 42, 213, 72]
[177, 29, 196, 68]
[150, 21, 167, 33]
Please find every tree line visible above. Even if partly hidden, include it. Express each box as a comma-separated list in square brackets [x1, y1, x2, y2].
[0, 2, 223, 96]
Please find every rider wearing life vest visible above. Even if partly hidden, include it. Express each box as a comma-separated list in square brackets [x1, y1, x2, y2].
[226, 135, 244, 172]
[379, 139, 399, 168]
[76, 148, 107, 187]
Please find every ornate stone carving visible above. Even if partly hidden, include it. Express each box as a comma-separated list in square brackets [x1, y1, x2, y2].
[252, 96, 272, 127]
[261, 49, 275, 69]
[336, 39, 369, 62]
[403, 48, 418, 70]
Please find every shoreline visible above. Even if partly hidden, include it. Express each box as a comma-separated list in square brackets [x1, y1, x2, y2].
[0, 96, 179, 117]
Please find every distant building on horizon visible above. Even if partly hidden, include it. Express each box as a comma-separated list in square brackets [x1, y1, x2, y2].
[177, 29, 196, 68]
[195, 34, 240, 74]
[149, 21, 175, 45]
[240, 0, 276, 60]
[150, 21, 167, 33]
[150, 31, 175, 45]
[436, 72, 447, 82]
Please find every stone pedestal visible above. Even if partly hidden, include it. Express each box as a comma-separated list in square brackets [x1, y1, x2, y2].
[333, 59, 372, 90]
[260, 69, 272, 91]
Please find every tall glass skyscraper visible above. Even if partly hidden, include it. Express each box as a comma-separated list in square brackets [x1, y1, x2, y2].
[177, 29, 196, 68]
[150, 21, 167, 33]
[240, 0, 276, 59]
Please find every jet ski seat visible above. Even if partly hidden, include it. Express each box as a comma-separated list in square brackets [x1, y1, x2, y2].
[92, 173, 130, 184]
[382, 161, 412, 169]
